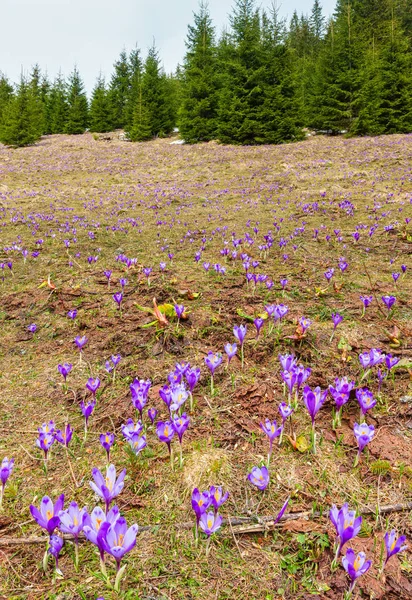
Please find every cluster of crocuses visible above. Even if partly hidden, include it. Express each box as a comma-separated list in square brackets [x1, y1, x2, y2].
[30, 464, 137, 591]
[191, 486, 228, 553]
[330, 503, 407, 598]
[125, 362, 201, 468]
[36, 421, 73, 468]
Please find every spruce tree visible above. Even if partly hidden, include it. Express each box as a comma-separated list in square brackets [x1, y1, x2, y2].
[65, 67, 88, 134]
[89, 74, 112, 132]
[46, 72, 68, 134]
[140, 44, 175, 137]
[108, 50, 131, 129]
[0, 74, 14, 126]
[0, 75, 43, 147]
[128, 85, 152, 141]
[179, 1, 219, 143]
[29, 64, 47, 133]
[124, 47, 143, 132]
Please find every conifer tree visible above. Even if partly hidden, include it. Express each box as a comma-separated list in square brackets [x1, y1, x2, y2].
[65, 67, 88, 134]
[127, 85, 152, 141]
[46, 72, 68, 134]
[0, 75, 43, 147]
[0, 74, 14, 126]
[124, 47, 143, 132]
[89, 74, 112, 132]
[108, 50, 131, 129]
[140, 44, 175, 137]
[179, 1, 219, 142]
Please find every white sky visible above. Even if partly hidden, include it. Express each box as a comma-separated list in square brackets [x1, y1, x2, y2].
[1, 0, 335, 91]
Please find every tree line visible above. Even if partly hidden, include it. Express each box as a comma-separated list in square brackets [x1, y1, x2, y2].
[0, 0, 411, 147]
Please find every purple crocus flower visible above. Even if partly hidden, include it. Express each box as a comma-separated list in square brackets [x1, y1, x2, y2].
[113, 292, 123, 309]
[342, 548, 371, 594]
[48, 535, 64, 573]
[127, 432, 147, 455]
[294, 365, 311, 390]
[303, 386, 328, 424]
[57, 363, 72, 382]
[299, 317, 312, 333]
[330, 503, 362, 564]
[331, 312, 343, 330]
[279, 354, 296, 372]
[130, 378, 151, 419]
[27, 323, 37, 333]
[36, 432, 55, 460]
[205, 352, 222, 393]
[38, 420, 55, 435]
[274, 304, 289, 320]
[0, 457, 14, 506]
[247, 465, 269, 491]
[86, 377, 100, 397]
[280, 278, 288, 290]
[90, 464, 126, 513]
[172, 413, 190, 443]
[260, 419, 282, 464]
[119, 277, 128, 289]
[353, 422, 375, 465]
[67, 309, 77, 320]
[100, 432, 115, 462]
[254, 317, 264, 338]
[111, 354, 121, 367]
[100, 516, 139, 573]
[385, 354, 400, 370]
[209, 486, 229, 511]
[81, 399, 96, 429]
[281, 370, 297, 397]
[30, 494, 65, 534]
[279, 402, 293, 425]
[224, 343, 237, 363]
[174, 304, 185, 319]
[121, 419, 143, 440]
[360, 295, 373, 316]
[156, 421, 175, 456]
[74, 335, 87, 350]
[384, 530, 408, 567]
[192, 488, 211, 523]
[159, 385, 173, 411]
[199, 511, 223, 538]
[185, 367, 201, 392]
[170, 383, 189, 413]
[382, 295, 396, 311]
[356, 388, 376, 416]
[104, 270, 112, 283]
[233, 324, 247, 368]
[147, 408, 158, 424]
[55, 424, 73, 447]
[58, 501, 87, 540]
[84, 505, 120, 562]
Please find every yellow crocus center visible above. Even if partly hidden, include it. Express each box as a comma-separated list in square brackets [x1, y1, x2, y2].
[105, 435, 110, 443]
[105, 477, 113, 491]
[73, 517, 78, 526]
[353, 556, 361, 570]
[164, 426, 169, 437]
[207, 518, 213, 529]
[96, 518, 102, 530]
[46, 510, 53, 520]
[118, 534, 124, 546]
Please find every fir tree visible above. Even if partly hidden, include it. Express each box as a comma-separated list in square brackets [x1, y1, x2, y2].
[46, 72, 68, 134]
[65, 67, 88, 134]
[89, 74, 112, 132]
[0, 75, 43, 147]
[179, 1, 219, 142]
[127, 85, 152, 141]
[0, 74, 14, 126]
[108, 50, 131, 129]
[124, 47, 143, 132]
[140, 44, 175, 137]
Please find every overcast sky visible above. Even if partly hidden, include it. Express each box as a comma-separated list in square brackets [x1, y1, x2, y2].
[2, 0, 335, 92]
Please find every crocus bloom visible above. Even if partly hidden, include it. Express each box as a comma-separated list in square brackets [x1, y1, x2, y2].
[36, 432, 55, 459]
[205, 352, 222, 375]
[224, 343, 237, 363]
[30, 494, 65, 534]
[356, 388, 376, 416]
[0, 457, 14, 506]
[113, 292, 123, 308]
[84, 505, 120, 561]
[303, 386, 328, 424]
[353, 423, 375, 465]
[67, 310, 77, 319]
[128, 433, 147, 456]
[100, 432, 115, 461]
[247, 466, 269, 491]
[385, 354, 400, 370]
[279, 402, 294, 423]
[121, 419, 143, 440]
[360, 295, 373, 308]
[148, 408, 158, 424]
[281, 370, 297, 395]
[294, 365, 311, 389]
[260, 419, 282, 463]
[331, 313, 343, 330]
[58, 501, 87, 539]
[159, 385, 172, 410]
[100, 516, 139, 572]
[185, 367, 201, 392]
[330, 504, 362, 563]
[279, 354, 296, 372]
[174, 304, 185, 319]
[233, 324, 247, 344]
[86, 377, 100, 397]
[156, 421, 175, 451]
[170, 383, 189, 413]
[81, 399, 96, 427]
[48, 535, 64, 572]
[74, 335, 87, 350]
[254, 317, 264, 337]
[342, 548, 371, 594]
[209, 486, 229, 511]
[58, 363, 72, 381]
[274, 304, 289, 320]
[199, 511, 223, 537]
[382, 295, 396, 310]
[90, 464, 126, 513]
[28, 323, 37, 333]
[111, 354, 121, 367]
[130, 378, 151, 418]
[299, 317, 312, 333]
[55, 424, 73, 447]
[280, 278, 288, 289]
[384, 530, 407, 566]
[172, 413, 190, 443]
[38, 420, 55, 435]
[192, 488, 211, 523]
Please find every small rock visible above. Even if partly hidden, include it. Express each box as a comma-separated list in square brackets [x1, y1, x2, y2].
[400, 395, 412, 404]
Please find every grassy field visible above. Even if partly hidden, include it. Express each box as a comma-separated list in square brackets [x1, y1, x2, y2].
[0, 132, 411, 600]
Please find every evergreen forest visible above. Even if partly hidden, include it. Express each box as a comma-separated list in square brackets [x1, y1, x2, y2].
[0, 0, 411, 147]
